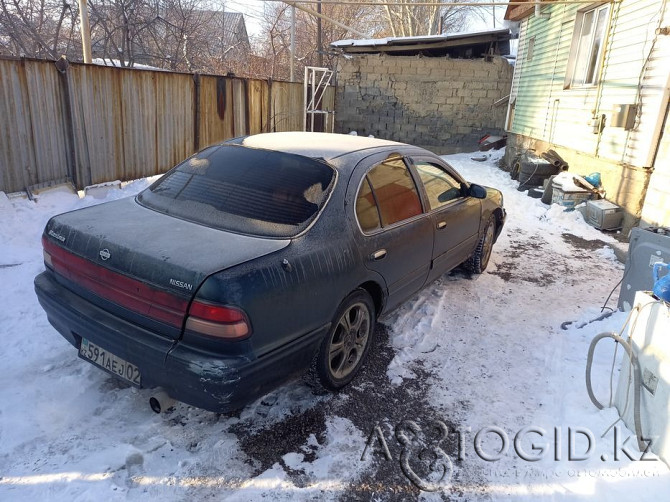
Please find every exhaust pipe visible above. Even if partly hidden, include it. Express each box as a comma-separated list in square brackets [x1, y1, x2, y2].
[149, 389, 176, 414]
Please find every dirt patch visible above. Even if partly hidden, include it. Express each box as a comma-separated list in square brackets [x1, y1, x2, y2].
[233, 404, 327, 479]
[231, 325, 463, 500]
[489, 237, 558, 286]
[561, 233, 609, 251]
[334, 326, 461, 501]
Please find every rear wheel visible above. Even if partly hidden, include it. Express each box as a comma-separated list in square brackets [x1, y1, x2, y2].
[312, 289, 376, 391]
[465, 215, 496, 274]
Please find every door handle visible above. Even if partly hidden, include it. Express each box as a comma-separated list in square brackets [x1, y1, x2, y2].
[437, 221, 447, 229]
[370, 249, 387, 261]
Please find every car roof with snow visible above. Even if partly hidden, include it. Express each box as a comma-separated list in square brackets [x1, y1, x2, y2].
[237, 132, 410, 162]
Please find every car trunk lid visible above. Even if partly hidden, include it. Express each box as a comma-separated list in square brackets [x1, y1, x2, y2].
[43, 197, 290, 339]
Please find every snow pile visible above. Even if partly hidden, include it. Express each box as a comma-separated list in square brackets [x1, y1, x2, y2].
[552, 171, 590, 192]
[1, 149, 668, 501]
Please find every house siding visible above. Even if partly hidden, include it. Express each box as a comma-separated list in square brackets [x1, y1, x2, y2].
[506, 0, 670, 231]
[641, 111, 670, 228]
[508, 20, 526, 104]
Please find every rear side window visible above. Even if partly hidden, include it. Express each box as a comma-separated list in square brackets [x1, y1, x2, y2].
[354, 155, 423, 233]
[355, 177, 381, 232]
[137, 145, 335, 238]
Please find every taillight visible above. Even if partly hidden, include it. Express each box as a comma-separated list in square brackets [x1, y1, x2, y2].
[41, 235, 189, 327]
[43, 248, 53, 268]
[185, 300, 251, 340]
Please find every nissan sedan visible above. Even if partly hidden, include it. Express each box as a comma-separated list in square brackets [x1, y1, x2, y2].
[34, 132, 505, 413]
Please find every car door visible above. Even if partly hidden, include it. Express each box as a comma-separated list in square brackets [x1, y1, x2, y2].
[410, 157, 482, 283]
[349, 152, 433, 313]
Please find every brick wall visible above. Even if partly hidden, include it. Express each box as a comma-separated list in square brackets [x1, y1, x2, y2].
[334, 54, 514, 154]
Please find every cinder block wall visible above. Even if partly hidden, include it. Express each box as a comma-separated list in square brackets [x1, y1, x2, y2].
[334, 54, 514, 154]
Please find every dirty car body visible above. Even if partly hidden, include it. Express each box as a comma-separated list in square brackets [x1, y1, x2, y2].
[34, 132, 505, 412]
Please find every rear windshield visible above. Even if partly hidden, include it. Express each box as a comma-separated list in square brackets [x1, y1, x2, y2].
[137, 145, 336, 238]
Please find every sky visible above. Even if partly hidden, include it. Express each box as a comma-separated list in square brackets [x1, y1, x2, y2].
[224, 0, 266, 38]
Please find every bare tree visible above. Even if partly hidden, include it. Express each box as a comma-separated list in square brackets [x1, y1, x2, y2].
[86, 0, 157, 67]
[0, 0, 256, 74]
[253, 1, 374, 81]
[0, 0, 481, 78]
[142, 0, 209, 71]
[0, 0, 80, 58]
[376, 0, 474, 37]
[251, 0, 480, 80]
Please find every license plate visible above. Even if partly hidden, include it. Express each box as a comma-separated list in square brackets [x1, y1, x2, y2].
[79, 338, 141, 386]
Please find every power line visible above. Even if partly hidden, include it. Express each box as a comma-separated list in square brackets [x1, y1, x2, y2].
[223, 4, 266, 23]
[253, 0, 616, 6]
[227, 0, 266, 17]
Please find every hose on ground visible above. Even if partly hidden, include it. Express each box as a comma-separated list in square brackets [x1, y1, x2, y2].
[585, 331, 645, 452]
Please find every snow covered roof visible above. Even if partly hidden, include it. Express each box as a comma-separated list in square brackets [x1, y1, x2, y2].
[240, 132, 403, 161]
[91, 59, 167, 71]
[331, 28, 512, 57]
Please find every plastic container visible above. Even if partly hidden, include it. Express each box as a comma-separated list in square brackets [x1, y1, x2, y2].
[551, 182, 593, 209]
[550, 172, 594, 209]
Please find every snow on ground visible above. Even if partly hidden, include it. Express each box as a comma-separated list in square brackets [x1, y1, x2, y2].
[0, 149, 668, 501]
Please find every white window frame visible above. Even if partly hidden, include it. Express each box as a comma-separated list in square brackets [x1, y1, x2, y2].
[527, 36, 536, 62]
[565, 4, 610, 88]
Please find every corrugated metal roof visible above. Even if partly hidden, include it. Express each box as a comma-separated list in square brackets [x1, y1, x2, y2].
[331, 28, 512, 57]
[332, 28, 512, 49]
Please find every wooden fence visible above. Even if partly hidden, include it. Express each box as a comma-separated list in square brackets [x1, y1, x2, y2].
[0, 57, 335, 194]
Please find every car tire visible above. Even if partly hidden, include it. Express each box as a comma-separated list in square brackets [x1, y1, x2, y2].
[520, 159, 558, 177]
[518, 173, 546, 187]
[502, 155, 519, 173]
[311, 289, 376, 391]
[465, 215, 496, 274]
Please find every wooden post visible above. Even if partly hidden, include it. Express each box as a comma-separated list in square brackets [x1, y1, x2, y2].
[317, 1, 323, 67]
[77, 0, 93, 64]
[193, 73, 201, 152]
[290, 6, 296, 82]
[54, 57, 82, 188]
[266, 78, 273, 132]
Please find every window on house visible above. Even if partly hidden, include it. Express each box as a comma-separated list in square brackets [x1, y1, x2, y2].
[527, 37, 535, 62]
[566, 4, 610, 87]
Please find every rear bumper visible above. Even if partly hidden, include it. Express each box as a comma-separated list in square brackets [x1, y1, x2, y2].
[34, 271, 327, 413]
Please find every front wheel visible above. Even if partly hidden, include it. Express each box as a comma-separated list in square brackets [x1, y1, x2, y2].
[465, 215, 496, 274]
[312, 289, 376, 391]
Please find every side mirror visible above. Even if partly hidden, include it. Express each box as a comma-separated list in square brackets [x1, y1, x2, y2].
[469, 183, 487, 199]
[437, 187, 462, 203]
